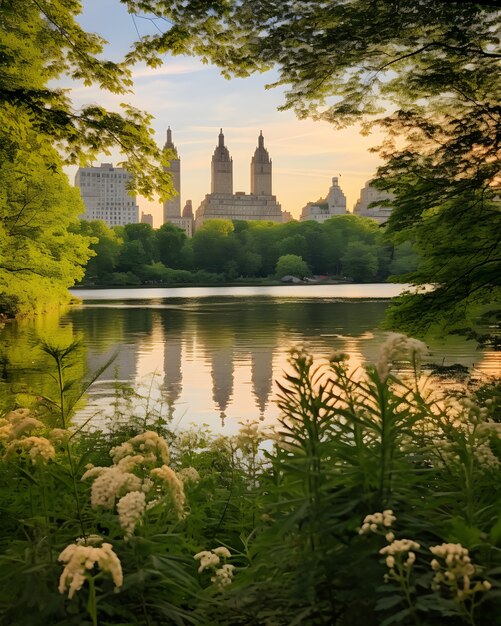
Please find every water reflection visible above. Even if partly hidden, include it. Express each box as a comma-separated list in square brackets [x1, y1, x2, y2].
[1, 288, 499, 434]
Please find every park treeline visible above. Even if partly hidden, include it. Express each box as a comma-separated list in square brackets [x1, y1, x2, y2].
[74, 215, 418, 286]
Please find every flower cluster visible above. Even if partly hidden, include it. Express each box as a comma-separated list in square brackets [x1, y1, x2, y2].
[194, 546, 235, 591]
[116, 491, 146, 538]
[150, 464, 186, 515]
[359, 510, 396, 541]
[429, 543, 491, 600]
[58, 541, 123, 599]
[4, 436, 56, 464]
[380, 539, 420, 578]
[82, 465, 143, 509]
[110, 430, 170, 466]
[83, 430, 187, 539]
[375, 333, 428, 380]
[0, 408, 43, 441]
[0, 409, 73, 465]
[432, 398, 500, 471]
[0, 409, 56, 465]
[177, 466, 201, 485]
[211, 563, 235, 590]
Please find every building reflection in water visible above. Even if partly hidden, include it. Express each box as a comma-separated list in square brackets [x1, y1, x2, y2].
[64, 297, 499, 434]
[251, 348, 274, 417]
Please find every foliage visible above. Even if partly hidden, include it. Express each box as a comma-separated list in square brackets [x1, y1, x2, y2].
[275, 253, 311, 279]
[0, 108, 94, 316]
[76, 215, 408, 285]
[156, 222, 187, 269]
[1, 335, 500, 625]
[341, 241, 379, 282]
[73, 220, 123, 281]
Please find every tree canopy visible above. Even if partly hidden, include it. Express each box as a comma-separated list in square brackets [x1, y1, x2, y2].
[123, 0, 500, 334]
[73, 215, 409, 285]
[0, 108, 93, 315]
[0, 0, 173, 199]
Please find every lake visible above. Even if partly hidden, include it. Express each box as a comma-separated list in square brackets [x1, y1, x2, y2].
[1, 284, 499, 435]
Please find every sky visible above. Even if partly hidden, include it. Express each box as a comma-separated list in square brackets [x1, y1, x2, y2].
[65, 1, 385, 226]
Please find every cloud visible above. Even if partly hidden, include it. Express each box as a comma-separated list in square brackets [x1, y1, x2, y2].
[131, 61, 208, 79]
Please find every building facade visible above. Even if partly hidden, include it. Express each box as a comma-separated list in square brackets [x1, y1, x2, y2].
[195, 130, 283, 229]
[162, 128, 194, 236]
[163, 127, 181, 221]
[353, 181, 394, 224]
[75, 163, 139, 227]
[300, 176, 347, 223]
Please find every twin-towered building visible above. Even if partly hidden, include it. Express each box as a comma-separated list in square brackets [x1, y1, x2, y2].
[163, 128, 284, 234]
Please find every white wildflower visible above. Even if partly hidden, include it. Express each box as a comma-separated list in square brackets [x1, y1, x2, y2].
[380, 539, 420, 556]
[109, 442, 134, 463]
[75, 535, 103, 546]
[58, 542, 123, 599]
[211, 563, 235, 590]
[5, 436, 56, 464]
[429, 542, 491, 601]
[117, 454, 145, 473]
[84, 466, 142, 509]
[48, 428, 71, 445]
[150, 464, 186, 516]
[375, 333, 428, 380]
[0, 409, 44, 442]
[141, 477, 154, 493]
[129, 431, 170, 465]
[212, 546, 231, 558]
[359, 510, 397, 535]
[178, 466, 200, 485]
[117, 491, 146, 539]
[194, 550, 220, 573]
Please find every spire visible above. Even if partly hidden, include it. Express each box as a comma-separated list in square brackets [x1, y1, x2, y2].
[211, 129, 233, 193]
[163, 126, 177, 155]
[251, 130, 271, 165]
[251, 129, 272, 195]
[212, 129, 231, 163]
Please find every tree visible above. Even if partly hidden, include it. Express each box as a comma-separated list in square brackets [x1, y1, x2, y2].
[121, 223, 157, 265]
[74, 220, 123, 281]
[125, 0, 500, 333]
[155, 223, 187, 268]
[278, 234, 308, 259]
[0, 0, 173, 199]
[191, 220, 238, 273]
[0, 109, 93, 315]
[341, 242, 379, 283]
[323, 215, 382, 275]
[275, 254, 310, 279]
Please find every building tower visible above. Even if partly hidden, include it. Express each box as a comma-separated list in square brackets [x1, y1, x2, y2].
[163, 127, 181, 222]
[250, 130, 272, 196]
[211, 129, 233, 195]
[325, 176, 347, 213]
[182, 200, 194, 220]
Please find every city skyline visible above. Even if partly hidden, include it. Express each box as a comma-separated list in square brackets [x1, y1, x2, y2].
[63, 1, 385, 227]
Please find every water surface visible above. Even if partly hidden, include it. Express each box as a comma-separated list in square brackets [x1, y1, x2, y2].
[1, 285, 498, 435]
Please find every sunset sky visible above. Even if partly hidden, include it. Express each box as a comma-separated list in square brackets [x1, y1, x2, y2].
[65, 1, 385, 225]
